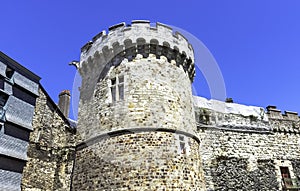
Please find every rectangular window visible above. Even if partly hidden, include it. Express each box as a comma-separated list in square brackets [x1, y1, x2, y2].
[118, 76, 124, 101]
[110, 75, 124, 103]
[177, 135, 189, 155]
[111, 77, 117, 102]
[275, 160, 300, 190]
[180, 142, 186, 154]
[280, 167, 293, 189]
[179, 135, 186, 154]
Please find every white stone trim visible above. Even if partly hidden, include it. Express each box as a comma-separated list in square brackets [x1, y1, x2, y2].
[274, 159, 296, 190]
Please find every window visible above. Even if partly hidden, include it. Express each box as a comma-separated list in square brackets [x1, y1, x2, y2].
[179, 135, 186, 154]
[176, 134, 190, 155]
[118, 76, 124, 100]
[280, 166, 300, 190]
[280, 167, 293, 190]
[110, 75, 124, 103]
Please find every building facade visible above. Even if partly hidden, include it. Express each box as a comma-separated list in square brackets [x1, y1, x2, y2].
[1, 21, 300, 191]
[0, 52, 76, 191]
[0, 52, 40, 190]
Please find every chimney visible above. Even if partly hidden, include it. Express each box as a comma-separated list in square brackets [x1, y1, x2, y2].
[225, 98, 233, 103]
[58, 90, 71, 118]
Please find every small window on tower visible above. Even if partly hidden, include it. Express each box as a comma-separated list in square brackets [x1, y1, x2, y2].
[118, 76, 124, 101]
[111, 78, 117, 102]
[110, 75, 125, 103]
[176, 135, 190, 155]
[179, 135, 186, 154]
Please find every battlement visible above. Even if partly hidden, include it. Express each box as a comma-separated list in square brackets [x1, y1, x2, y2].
[194, 96, 300, 134]
[78, 20, 195, 82]
[266, 105, 300, 121]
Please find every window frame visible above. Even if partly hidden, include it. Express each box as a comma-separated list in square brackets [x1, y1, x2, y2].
[176, 134, 190, 155]
[109, 74, 125, 103]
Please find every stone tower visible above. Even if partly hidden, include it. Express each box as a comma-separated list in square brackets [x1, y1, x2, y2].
[72, 20, 205, 190]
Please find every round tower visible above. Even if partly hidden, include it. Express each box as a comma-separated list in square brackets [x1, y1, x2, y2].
[72, 20, 205, 190]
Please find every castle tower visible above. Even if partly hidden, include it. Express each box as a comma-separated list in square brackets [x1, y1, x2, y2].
[72, 21, 205, 190]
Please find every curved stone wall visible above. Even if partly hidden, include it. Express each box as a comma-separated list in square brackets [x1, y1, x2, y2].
[73, 131, 204, 191]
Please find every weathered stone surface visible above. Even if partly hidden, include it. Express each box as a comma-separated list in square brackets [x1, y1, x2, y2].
[78, 56, 196, 141]
[6, 21, 300, 191]
[21, 87, 76, 191]
[73, 132, 204, 191]
[73, 21, 204, 190]
[211, 157, 278, 191]
[196, 100, 300, 190]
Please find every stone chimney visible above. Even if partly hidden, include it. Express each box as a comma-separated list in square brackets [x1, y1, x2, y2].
[58, 90, 71, 118]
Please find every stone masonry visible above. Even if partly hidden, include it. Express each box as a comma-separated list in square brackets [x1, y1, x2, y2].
[2, 21, 300, 191]
[21, 87, 76, 191]
[72, 21, 205, 190]
[195, 97, 300, 191]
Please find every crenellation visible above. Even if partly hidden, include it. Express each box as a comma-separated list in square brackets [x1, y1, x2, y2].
[80, 41, 93, 53]
[92, 30, 106, 43]
[283, 110, 299, 121]
[108, 22, 126, 32]
[80, 21, 194, 63]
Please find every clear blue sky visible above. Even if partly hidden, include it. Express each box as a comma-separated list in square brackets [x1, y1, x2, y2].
[1, 1, 300, 119]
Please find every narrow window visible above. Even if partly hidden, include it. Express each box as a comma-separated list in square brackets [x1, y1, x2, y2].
[179, 135, 187, 154]
[110, 75, 124, 103]
[111, 78, 116, 102]
[118, 76, 124, 101]
[280, 167, 292, 189]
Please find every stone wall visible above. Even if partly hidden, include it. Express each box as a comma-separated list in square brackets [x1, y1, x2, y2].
[291, 160, 300, 180]
[212, 157, 278, 191]
[78, 56, 196, 141]
[73, 54, 204, 190]
[73, 131, 205, 191]
[21, 87, 76, 191]
[196, 101, 300, 191]
[198, 128, 300, 190]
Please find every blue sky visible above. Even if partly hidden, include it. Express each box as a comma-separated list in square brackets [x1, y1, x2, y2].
[1, 1, 300, 119]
